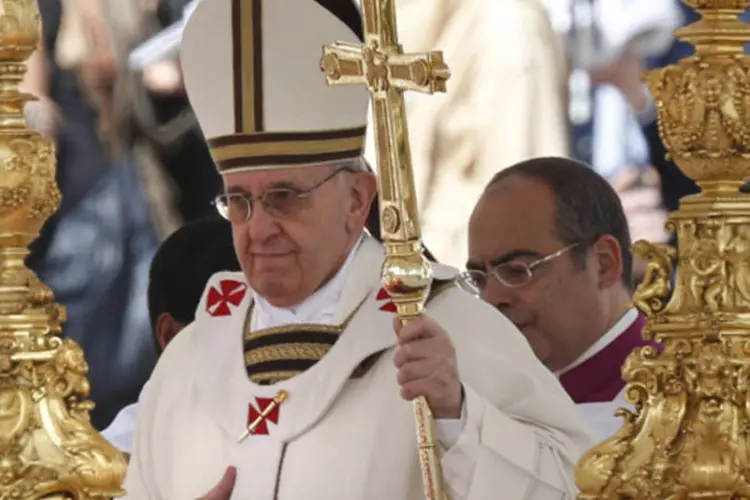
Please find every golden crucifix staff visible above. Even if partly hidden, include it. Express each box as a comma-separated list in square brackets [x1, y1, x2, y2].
[319, 1, 450, 499]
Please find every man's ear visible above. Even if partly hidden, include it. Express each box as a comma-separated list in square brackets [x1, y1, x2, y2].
[155, 313, 185, 351]
[591, 235, 624, 289]
[346, 172, 378, 231]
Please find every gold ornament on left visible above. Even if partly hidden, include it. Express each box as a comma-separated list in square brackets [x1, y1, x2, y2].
[0, 0, 127, 498]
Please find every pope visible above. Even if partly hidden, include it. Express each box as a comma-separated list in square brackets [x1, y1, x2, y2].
[121, 0, 594, 498]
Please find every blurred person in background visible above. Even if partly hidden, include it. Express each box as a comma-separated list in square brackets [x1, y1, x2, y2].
[22, 0, 219, 429]
[540, 0, 680, 281]
[101, 0, 221, 225]
[540, 0, 680, 167]
[22, 0, 160, 430]
[573, 0, 750, 218]
[586, 57, 670, 280]
[362, 0, 571, 269]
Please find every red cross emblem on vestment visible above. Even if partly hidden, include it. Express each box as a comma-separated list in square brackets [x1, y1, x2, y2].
[206, 279, 247, 317]
[247, 397, 280, 435]
[376, 288, 397, 313]
[238, 391, 288, 442]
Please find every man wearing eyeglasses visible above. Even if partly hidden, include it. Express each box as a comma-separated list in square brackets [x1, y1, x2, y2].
[464, 156, 655, 440]
[121, 1, 594, 499]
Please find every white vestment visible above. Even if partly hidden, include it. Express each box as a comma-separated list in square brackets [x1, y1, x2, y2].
[101, 401, 139, 454]
[577, 394, 629, 442]
[123, 235, 594, 499]
[101, 382, 150, 454]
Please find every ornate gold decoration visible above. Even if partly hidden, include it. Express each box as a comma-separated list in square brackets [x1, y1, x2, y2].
[0, 0, 127, 498]
[630, 240, 676, 317]
[575, 1, 750, 498]
[320, 2, 450, 499]
[243, 343, 334, 367]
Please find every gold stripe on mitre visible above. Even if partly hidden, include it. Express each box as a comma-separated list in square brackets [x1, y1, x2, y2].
[207, 126, 366, 172]
[232, 0, 264, 133]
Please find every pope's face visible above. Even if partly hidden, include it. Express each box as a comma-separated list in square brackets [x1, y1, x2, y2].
[222, 164, 376, 308]
[467, 175, 608, 372]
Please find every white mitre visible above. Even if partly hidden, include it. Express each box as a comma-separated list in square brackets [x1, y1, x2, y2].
[180, 0, 369, 174]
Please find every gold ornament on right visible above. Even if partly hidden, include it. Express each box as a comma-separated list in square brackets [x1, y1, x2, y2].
[575, 1, 750, 498]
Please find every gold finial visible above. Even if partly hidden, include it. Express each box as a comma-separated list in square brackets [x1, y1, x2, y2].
[320, 0, 450, 498]
[0, 1, 127, 497]
[575, 1, 750, 498]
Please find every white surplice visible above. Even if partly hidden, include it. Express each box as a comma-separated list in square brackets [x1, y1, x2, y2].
[122, 234, 594, 499]
[101, 401, 139, 454]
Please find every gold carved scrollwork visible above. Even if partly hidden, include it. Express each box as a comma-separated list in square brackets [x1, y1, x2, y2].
[654, 57, 750, 158]
[0, 0, 128, 498]
[0, 137, 60, 224]
[631, 240, 676, 317]
[578, 215, 750, 498]
[657, 219, 750, 316]
[0, 0, 39, 60]
[577, 334, 750, 499]
[575, 0, 750, 497]
[644, 14, 750, 192]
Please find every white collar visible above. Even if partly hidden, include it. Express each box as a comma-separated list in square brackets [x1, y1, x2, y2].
[251, 234, 364, 329]
[555, 308, 639, 376]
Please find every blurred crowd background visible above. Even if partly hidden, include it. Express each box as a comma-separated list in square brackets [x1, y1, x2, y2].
[23, 0, 739, 430]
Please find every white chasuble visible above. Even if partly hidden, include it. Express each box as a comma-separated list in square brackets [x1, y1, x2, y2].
[123, 235, 594, 499]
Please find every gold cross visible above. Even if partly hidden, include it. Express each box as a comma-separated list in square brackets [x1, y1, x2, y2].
[319, 0, 449, 243]
[320, 2, 450, 499]
[320, 32, 449, 95]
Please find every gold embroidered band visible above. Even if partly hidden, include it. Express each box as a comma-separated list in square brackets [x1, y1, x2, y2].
[244, 323, 345, 385]
[207, 126, 366, 172]
[241, 280, 456, 385]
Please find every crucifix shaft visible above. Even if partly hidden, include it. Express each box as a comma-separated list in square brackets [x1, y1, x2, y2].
[321, 1, 451, 499]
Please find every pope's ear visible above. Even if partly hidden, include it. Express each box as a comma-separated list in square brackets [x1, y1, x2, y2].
[349, 171, 378, 218]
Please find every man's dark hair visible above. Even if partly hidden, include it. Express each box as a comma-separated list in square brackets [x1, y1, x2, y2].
[486, 157, 634, 290]
[147, 216, 241, 353]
